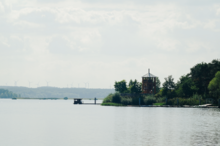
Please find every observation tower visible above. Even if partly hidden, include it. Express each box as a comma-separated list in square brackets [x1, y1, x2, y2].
[142, 69, 157, 94]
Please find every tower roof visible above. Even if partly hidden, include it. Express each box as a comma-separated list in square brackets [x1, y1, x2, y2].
[142, 69, 157, 78]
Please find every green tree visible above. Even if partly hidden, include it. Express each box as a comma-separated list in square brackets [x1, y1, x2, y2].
[162, 75, 176, 98]
[111, 93, 121, 103]
[190, 59, 220, 96]
[163, 75, 175, 90]
[128, 79, 142, 94]
[114, 80, 128, 93]
[208, 71, 220, 99]
[156, 78, 161, 93]
[0, 89, 19, 98]
[175, 74, 198, 97]
[190, 62, 209, 95]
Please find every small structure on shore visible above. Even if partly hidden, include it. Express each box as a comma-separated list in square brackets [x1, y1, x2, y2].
[74, 98, 82, 104]
[73, 98, 99, 105]
[142, 69, 157, 94]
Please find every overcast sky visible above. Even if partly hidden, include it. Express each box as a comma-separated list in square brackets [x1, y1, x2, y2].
[0, 0, 220, 88]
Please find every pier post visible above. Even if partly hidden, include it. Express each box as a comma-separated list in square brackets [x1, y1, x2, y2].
[94, 97, 96, 104]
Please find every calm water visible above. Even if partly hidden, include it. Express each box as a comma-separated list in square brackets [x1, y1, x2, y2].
[0, 99, 220, 146]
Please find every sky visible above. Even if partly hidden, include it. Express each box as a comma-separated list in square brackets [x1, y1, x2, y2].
[0, 0, 220, 88]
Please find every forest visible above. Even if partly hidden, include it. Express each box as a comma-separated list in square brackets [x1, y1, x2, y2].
[102, 59, 220, 106]
[0, 89, 20, 98]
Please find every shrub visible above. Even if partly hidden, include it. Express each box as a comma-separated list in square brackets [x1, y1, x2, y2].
[121, 97, 132, 105]
[192, 93, 202, 100]
[102, 93, 113, 103]
[143, 95, 156, 105]
[101, 103, 125, 106]
[153, 103, 165, 106]
[102, 93, 122, 104]
[156, 96, 166, 103]
[131, 97, 140, 105]
[111, 93, 121, 103]
[167, 98, 205, 106]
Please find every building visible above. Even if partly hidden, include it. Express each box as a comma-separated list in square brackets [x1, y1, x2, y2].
[142, 69, 157, 94]
[73, 98, 82, 104]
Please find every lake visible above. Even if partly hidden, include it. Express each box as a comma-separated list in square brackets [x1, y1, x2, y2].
[0, 99, 220, 146]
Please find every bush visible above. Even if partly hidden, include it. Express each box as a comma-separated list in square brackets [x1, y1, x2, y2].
[121, 97, 132, 105]
[111, 93, 121, 103]
[101, 103, 125, 106]
[131, 97, 140, 105]
[154, 103, 165, 106]
[167, 98, 205, 106]
[192, 93, 202, 100]
[103, 93, 122, 104]
[143, 95, 156, 105]
[156, 96, 166, 103]
[102, 93, 113, 103]
[155, 89, 163, 98]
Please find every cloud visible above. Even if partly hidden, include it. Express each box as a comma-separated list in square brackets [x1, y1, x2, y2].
[13, 20, 44, 28]
[216, 5, 220, 15]
[77, 0, 220, 6]
[186, 40, 210, 53]
[0, 36, 10, 48]
[1, 0, 220, 87]
[0, 2, 4, 12]
[47, 36, 72, 54]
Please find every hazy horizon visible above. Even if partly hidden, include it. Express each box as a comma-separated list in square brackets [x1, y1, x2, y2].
[1, 0, 220, 88]
[0, 85, 114, 89]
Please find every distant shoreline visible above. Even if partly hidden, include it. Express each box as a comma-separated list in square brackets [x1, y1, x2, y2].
[0, 97, 104, 100]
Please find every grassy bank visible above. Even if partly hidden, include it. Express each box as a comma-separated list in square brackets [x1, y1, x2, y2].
[102, 93, 212, 106]
[101, 103, 125, 106]
[153, 103, 166, 106]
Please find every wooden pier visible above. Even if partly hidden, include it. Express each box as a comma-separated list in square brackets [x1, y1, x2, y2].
[73, 98, 100, 105]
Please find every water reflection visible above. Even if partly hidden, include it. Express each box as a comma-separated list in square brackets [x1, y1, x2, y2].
[113, 108, 220, 146]
[0, 99, 220, 146]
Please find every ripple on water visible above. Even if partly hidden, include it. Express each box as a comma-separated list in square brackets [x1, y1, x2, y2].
[0, 100, 220, 146]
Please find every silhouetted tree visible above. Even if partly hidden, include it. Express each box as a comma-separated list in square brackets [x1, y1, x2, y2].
[175, 74, 198, 97]
[128, 79, 142, 94]
[162, 75, 176, 98]
[114, 80, 128, 93]
[190, 59, 220, 96]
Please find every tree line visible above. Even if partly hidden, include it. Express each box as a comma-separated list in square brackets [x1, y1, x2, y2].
[104, 59, 220, 105]
[114, 78, 160, 94]
[0, 89, 20, 98]
[159, 59, 220, 102]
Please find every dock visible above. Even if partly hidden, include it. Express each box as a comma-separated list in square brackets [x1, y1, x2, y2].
[73, 98, 100, 105]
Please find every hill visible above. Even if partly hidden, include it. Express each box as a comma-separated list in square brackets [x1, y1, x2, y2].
[0, 86, 115, 99]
